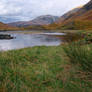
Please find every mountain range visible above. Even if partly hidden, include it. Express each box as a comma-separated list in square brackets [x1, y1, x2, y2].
[0, 0, 92, 30]
[0, 16, 20, 23]
[8, 15, 59, 27]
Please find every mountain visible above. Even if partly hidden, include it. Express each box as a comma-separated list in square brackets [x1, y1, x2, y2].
[0, 21, 19, 31]
[56, 7, 82, 23]
[44, 0, 92, 30]
[84, 0, 92, 10]
[8, 15, 59, 27]
[5, 0, 92, 30]
[43, 7, 82, 30]
[0, 16, 20, 23]
[57, 0, 92, 30]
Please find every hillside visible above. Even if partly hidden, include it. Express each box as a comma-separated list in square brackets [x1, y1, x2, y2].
[57, 0, 92, 30]
[8, 15, 59, 27]
[44, 0, 92, 30]
[0, 21, 19, 31]
[57, 7, 81, 23]
[43, 7, 81, 30]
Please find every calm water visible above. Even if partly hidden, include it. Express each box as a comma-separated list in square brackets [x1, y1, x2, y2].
[0, 31, 65, 51]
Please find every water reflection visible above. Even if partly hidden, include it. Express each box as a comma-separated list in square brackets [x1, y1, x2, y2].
[0, 31, 64, 51]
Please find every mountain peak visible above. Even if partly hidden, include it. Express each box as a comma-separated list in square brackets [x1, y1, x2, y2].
[8, 15, 59, 27]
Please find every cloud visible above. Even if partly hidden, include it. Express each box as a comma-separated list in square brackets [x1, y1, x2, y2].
[0, 0, 90, 21]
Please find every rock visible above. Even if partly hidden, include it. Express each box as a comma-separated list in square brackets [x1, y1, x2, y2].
[0, 34, 14, 39]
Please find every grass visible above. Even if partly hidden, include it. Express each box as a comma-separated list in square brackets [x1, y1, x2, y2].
[63, 32, 92, 75]
[63, 42, 92, 73]
[0, 46, 92, 92]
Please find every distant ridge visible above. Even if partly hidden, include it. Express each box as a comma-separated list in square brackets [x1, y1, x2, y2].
[0, 21, 19, 31]
[0, 16, 20, 23]
[8, 15, 59, 27]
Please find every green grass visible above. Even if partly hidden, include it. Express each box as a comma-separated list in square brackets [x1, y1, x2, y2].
[63, 42, 92, 78]
[0, 46, 92, 92]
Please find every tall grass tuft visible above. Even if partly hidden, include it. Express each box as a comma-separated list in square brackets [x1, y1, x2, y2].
[63, 42, 92, 75]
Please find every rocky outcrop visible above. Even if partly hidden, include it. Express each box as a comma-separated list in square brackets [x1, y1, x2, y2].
[0, 34, 14, 39]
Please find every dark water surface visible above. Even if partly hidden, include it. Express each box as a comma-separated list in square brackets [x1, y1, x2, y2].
[0, 31, 65, 51]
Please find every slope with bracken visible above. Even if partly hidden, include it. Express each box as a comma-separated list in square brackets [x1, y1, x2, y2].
[44, 0, 92, 30]
[0, 21, 19, 31]
[58, 0, 92, 30]
[43, 7, 82, 30]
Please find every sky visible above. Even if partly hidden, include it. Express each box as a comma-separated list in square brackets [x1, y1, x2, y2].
[0, 0, 90, 21]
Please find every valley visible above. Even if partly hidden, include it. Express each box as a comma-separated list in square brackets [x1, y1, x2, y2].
[0, 0, 92, 92]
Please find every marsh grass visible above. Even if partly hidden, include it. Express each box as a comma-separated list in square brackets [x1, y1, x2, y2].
[63, 42, 92, 77]
[0, 46, 92, 92]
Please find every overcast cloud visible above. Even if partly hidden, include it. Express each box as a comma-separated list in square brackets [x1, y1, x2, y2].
[0, 0, 90, 21]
